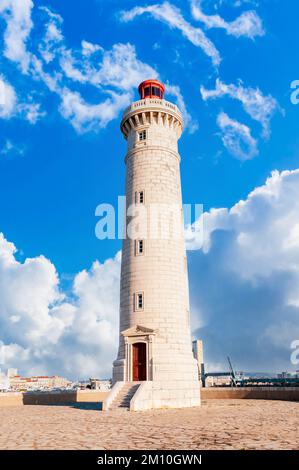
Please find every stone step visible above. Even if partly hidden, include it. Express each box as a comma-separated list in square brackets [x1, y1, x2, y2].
[109, 382, 141, 410]
[113, 397, 135, 405]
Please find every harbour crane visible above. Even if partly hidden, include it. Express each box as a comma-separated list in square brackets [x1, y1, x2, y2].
[227, 356, 237, 387]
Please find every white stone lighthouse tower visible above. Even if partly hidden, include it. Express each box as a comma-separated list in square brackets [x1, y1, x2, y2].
[105, 80, 200, 411]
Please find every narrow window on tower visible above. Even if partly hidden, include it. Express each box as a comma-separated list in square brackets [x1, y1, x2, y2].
[139, 130, 146, 141]
[135, 239, 145, 256]
[135, 292, 144, 311]
[135, 190, 145, 204]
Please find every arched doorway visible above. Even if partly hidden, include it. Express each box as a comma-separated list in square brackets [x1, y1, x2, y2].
[132, 342, 147, 381]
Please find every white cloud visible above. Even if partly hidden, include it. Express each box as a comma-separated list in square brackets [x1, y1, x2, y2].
[32, 6, 161, 133]
[217, 111, 258, 160]
[0, 139, 25, 157]
[33, 39, 157, 133]
[208, 0, 260, 10]
[120, 2, 221, 66]
[33, 16, 160, 133]
[232, 0, 260, 7]
[0, 3, 161, 132]
[0, 74, 44, 124]
[0, 74, 17, 118]
[0, 3, 193, 134]
[58, 42, 199, 133]
[201, 79, 280, 138]
[59, 88, 131, 133]
[57, 39, 196, 134]
[0, 0, 33, 73]
[0, 232, 121, 379]
[191, 0, 265, 38]
[93, 43, 157, 90]
[60, 42, 157, 91]
[58, 41, 157, 131]
[81, 40, 103, 57]
[188, 169, 299, 372]
[30, 55, 62, 93]
[18, 101, 45, 124]
[0, 139, 14, 155]
[0, 233, 63, 348]
[38, 6, 64, 64]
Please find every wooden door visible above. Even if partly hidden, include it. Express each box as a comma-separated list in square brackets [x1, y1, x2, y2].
[132, 343, 147, 381]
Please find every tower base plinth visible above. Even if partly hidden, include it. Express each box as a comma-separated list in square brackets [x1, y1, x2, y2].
[130, 380, 201, 411]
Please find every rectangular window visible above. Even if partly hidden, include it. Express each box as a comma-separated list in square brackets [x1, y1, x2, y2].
[135, 190, 145, 204]
[135, 292, 144, 311]
[139, 130, 146, 141]
[135, 239, 144, 256]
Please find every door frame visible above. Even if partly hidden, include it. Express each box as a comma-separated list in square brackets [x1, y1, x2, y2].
[121, 325, 156, 382]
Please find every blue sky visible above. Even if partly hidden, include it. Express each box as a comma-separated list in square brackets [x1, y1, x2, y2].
[0, 0, 299, 379]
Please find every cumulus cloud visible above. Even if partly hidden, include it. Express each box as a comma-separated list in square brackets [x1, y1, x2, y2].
[201, 79, 280, 138]
[0, 0, 33, 73]
[0, 233, 63, 348]
[120, 2, 221, 66]
[0, 232, 121, 379]
[0, 74, 17, 118]
[188, 169, 299, 372]
[217, 112, 258, 160]
[191, 0, 264, 38]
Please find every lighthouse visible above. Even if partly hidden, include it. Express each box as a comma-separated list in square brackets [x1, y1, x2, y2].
[106, 80, 200, 411]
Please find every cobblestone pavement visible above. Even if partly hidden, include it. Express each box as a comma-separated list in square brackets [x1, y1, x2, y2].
[0, 400, 298, 450]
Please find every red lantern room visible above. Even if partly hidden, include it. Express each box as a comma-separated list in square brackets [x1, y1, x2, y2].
[138, 79, 165, 100]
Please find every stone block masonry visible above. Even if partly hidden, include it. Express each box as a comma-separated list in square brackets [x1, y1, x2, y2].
[110, 80, 201, 410]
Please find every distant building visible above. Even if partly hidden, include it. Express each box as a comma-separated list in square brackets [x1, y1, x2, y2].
[89, 379, 111, 391]
[10, 374, 71, 391]
[192, 340, 204, 365]
[192, 340, 205, 386]
[7, 368, 18, 378]
[0, 370, 10, 391]
[205, 376, 232, 387]
[277, 371, 299, 379]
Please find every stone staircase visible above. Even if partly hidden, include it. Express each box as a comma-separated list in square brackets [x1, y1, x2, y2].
[109, 382, 141, 411]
